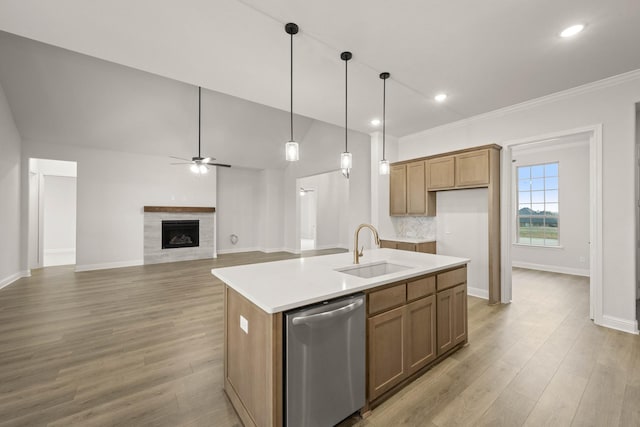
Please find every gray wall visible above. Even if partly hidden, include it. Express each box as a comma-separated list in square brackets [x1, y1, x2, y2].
[0, 82, 24, 287]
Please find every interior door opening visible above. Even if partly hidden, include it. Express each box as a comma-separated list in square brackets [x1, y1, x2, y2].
[28, 158, 78, 268]
[502, 126, 602, 327]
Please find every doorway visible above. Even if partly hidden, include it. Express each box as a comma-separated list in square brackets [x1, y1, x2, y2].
[501, 125, 603, 325]
[297, 170, 349, 252]
[28, 158, 78, 268]
[299, 186, 317, 250]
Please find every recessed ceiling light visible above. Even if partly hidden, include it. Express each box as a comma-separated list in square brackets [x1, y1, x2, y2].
[434, 93, 447, 102]
[370, 118, 381, 126]
[560, 24, 585, 38]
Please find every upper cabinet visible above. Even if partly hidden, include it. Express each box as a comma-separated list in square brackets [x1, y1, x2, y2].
[455, 150, 489, 188]
[427, 156, 455, 190]
[426, 149, 490, 191]
[390, 164, 407, 215]
[390, 160, 435, 217]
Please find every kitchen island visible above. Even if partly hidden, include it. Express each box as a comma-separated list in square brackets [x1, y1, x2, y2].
[212, 248, 469, 427]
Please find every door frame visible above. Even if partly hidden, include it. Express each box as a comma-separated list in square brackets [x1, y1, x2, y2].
[500, 124, 603, 325]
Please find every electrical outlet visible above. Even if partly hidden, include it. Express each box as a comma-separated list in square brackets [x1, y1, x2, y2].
[240, 315, 248, 334]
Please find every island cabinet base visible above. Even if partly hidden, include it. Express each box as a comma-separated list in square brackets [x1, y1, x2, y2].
[224, 286, 282, 427]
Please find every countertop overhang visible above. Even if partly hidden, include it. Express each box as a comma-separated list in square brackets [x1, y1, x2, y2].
[211, 249, 469, 314]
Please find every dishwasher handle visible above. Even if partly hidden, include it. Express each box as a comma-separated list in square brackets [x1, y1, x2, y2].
[291, 298, 363, 326]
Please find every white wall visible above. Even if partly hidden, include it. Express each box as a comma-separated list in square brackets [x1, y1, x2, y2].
[397, 71, 640, 331]
[0, 82, 24, 288]
[511, 140, 590, 276]
[22, 141, 217, 271]
[217, 167, 261, 253]
[437, 189, 489, 299]
[43, 175, 77, 266]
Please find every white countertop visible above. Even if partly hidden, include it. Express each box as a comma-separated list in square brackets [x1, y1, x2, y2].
[380, 236, 436, 244]
[211, 248, 469, 314]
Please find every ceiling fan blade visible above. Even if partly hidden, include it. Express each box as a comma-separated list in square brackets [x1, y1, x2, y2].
[206, 162, 232, 168]
[169, 156, 191, 161]
[170, 162, 193, 165]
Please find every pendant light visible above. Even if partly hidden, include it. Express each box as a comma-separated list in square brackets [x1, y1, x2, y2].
[379, 72, 390, 175]
[285, 23, 299, 161]
[340, 51, 352, 178]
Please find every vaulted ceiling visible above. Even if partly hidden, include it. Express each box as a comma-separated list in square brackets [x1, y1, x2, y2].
[1, 0, 639, 138]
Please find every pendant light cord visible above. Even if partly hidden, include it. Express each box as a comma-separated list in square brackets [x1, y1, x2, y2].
[290, 32, 294, 142]
[344, 57, 348, 152]
[198, 86, 202, 158]
[382, 77, 386, 161]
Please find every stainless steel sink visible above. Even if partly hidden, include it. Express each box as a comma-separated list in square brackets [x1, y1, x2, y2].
[336, 261, 412, 279]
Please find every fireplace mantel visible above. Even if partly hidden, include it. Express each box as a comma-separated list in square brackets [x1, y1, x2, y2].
[143, 206, 215, 213]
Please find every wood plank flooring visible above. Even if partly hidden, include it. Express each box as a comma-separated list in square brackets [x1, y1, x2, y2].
[0, 257, 638, 426]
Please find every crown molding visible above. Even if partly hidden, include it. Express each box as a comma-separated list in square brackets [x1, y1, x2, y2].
[401, 68, 640, 140]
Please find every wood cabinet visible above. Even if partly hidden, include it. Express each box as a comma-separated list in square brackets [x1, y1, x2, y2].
[455, 149, 489, 188]
[390, 161, 435, 216]
[389, 144, 501, 304]
[389, 164, 407, 216]
[436, 267, 467, 356]
[406, 295, 436, 375]
[379, 240, 436, 254]
[366, 267, 465, 404]
[407, 161, 426, 214]
[427, 156, 455, 190]
[367, 305, 406, 400]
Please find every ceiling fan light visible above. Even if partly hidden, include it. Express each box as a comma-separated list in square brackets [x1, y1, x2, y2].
[341, 152, 352, 170]
[190, 164, 200, 174]
[199, 164, 208, 174]
[285, 141, 299, 162]
[379, 159, 390, 175]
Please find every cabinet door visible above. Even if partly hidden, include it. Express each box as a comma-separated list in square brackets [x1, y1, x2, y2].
[390, 164, 407, 216]
[406, 296, 436, 375]
[368, 306, 406, 400]
[452, 284, 468, 346]
[455, 150, 489, 187]
[436, 288, 454, 355]
[427, 156, 455, 190]
[407, 161, 426, 215]
[380, 240, 398, 249]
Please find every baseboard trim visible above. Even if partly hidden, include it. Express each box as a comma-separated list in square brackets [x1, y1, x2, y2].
[467, 286, 489, 300]
[216, 247, 262, 255]
[600, 315, 639, 335]
[75, 260, 143, 272]
[0, 270, 31, 290]
[512, 261, 589, 277]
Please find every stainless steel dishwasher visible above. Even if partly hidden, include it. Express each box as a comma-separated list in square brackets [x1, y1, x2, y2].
[284, 293, 365, 427]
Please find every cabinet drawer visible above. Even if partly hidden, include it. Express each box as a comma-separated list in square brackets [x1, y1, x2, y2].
[368, 283, 407, 316]
[437, 266, 467, 291]
[407, 276, 436, 301]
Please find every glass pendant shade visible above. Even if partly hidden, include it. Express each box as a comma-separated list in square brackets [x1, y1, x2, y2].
[340, 152, 352, 170]
[379, 159, 390, 175]
[199, 164, 208, 174]
[285, 141, 299, 161]
[190, 164, 200, 174]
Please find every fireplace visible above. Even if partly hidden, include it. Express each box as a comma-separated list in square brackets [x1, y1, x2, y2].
[162, 220, 200, 249]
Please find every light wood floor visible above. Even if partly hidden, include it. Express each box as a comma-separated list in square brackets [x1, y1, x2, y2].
[0, 256, 638, 426]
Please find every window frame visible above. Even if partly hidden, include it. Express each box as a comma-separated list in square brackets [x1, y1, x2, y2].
[515, 161, 560, 247]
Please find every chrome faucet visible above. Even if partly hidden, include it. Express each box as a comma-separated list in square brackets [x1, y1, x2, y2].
[353, 224, 381, 264]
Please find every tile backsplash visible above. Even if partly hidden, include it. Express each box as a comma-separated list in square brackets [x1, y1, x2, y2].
[391, 216, 437, 240]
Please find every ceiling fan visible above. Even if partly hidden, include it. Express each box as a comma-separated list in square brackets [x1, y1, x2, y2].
[170, 86, 231, 173]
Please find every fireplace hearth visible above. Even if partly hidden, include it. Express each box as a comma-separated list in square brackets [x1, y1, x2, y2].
[162, 220, 200, 249]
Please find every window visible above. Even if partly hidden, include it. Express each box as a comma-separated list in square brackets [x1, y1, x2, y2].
[517, 162, 559, 246]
